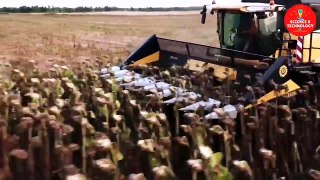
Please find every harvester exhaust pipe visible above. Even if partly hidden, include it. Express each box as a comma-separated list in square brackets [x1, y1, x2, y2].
[200, 5, 207, 24]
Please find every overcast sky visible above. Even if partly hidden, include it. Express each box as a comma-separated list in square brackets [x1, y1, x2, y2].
[0, 0, 211, 8]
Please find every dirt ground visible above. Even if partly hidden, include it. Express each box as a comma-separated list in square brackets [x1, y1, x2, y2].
[0, 13, 218, 72]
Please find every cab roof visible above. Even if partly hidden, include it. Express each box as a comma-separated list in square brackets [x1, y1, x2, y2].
[207, 2, 285, 13]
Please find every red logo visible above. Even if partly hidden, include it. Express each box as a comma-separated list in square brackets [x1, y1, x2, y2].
[284, 4, 316, 36]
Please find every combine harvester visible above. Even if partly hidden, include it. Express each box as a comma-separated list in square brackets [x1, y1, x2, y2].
[96, 3, 320, 177]
[122, 0, 319, 101]
[103, 0, 320, 120]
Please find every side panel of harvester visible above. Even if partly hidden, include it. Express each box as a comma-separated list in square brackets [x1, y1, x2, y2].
[303, 4, 320, 63]
[278, 4, 320, 63]
[275, 31, 320, 63]
[123, 35, 189, 68]
[300, 31, 320, 63]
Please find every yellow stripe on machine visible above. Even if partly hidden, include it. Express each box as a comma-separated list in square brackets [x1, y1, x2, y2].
[186, 59, 237, 81]
[133, 51, 160, 65]
[245, 79, 300, 109]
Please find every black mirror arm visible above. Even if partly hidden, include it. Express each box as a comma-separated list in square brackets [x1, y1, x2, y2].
[200, 5, 207, 24]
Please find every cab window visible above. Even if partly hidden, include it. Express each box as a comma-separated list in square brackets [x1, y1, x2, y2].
[222, 13, 257, 52]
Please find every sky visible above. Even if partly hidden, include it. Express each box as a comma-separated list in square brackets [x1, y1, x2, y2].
[0, 0, 211, 8]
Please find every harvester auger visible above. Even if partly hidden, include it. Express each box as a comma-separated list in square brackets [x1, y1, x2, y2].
[121, 0, 320, 108]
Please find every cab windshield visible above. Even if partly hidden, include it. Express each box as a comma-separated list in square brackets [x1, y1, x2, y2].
[221, 12, 282, 56]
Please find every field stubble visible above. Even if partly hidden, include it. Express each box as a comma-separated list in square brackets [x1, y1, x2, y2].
[0, 13, 218, 72]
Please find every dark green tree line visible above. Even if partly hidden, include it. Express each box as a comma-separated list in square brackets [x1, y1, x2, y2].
[0, 6, 202, 13]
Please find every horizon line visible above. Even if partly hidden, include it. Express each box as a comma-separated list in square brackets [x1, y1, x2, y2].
[0, 5, 203, 8]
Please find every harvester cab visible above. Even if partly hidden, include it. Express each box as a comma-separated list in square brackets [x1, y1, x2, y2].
[122, 0, 320, 106]
[209, 3, 284, 56]
[201, 0, 320, 84]
[203, 1, 320, 55]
